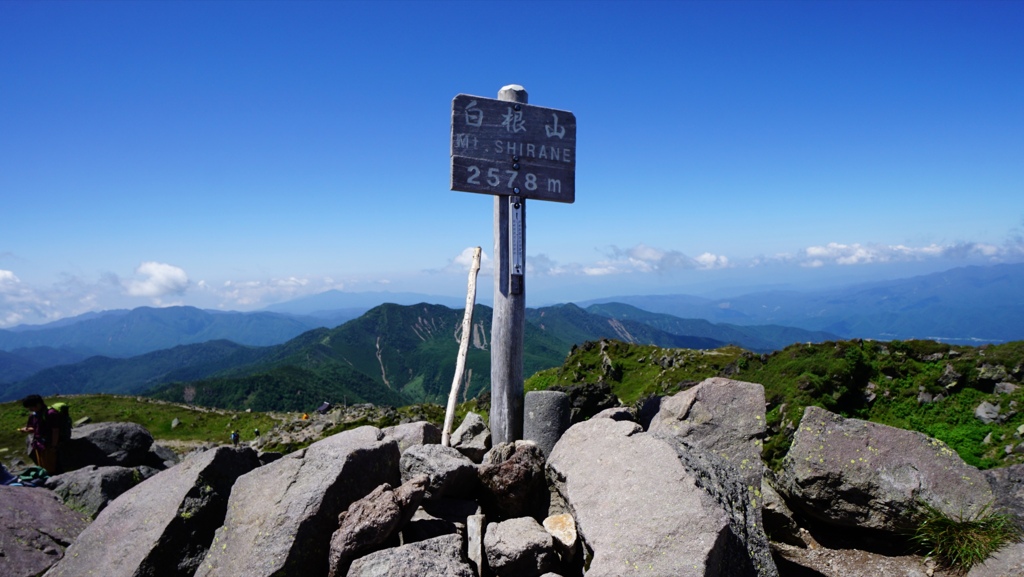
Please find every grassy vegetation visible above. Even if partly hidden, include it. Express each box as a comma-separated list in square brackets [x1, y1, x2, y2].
[911, 502, 1023, 573]
[525, 340, 748, 405]
[1, 395, 281, 469]
[1, 391, 491, 470]
[525, 338, 1024, 470]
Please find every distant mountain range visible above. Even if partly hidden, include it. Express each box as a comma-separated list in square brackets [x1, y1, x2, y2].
[0, 301, 832, 406]
[0, 307, 326, 357]
[1, 262, 1020, 407]
[263, 289, 467, 316]
[579, 263, 1024, 344]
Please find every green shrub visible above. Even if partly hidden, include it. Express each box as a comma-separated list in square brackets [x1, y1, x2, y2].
[911, 501, 1023, 573]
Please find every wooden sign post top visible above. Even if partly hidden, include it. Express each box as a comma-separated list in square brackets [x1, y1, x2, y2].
[450, 93, 577, 204]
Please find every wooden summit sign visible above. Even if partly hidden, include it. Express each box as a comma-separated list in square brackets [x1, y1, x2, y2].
[450, 94, 576, 203]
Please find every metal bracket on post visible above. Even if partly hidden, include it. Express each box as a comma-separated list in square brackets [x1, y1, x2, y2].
[509, 193, 524, 295]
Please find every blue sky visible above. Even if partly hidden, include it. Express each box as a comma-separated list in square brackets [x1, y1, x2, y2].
[2, 0, 1022, 327]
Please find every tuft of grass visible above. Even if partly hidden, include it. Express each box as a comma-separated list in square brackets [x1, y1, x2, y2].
[911, 501, 1023, 574]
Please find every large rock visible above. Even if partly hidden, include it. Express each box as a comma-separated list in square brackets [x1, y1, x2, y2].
[63, 421, 155, 470]
[650, 430, 778, 577]
[0, 486, 89, 577]
[547, 418, 733, 577]
[400, 443, 478, 499]
[148, 443, 180, 469]
[778, 406, 995, 532]
[347, 534, 475, 577]
[549, 380, 619, 424]
[967, 541, 1024, 577]
[975, 401, 1001, 424]
[983, 464, 1024, 529]
[484, 516, 558, 577]
[44, 465, 157, 518]
[478, 441, 549, 520]
[195, 427, 400, 577]
[327, 475, 428, 577]
[451, 412, 491, 463]
[647, 377, 767, 486]
[382, 421, 442, 453]
[45, 446, 260, 577]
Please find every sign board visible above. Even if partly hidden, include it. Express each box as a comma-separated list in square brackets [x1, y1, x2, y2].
[450, 94, 576, 203]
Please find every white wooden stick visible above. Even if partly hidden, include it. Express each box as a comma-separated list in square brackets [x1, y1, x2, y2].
[442, 246, 482, 447]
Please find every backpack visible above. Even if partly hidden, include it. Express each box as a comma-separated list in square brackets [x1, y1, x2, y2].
[48, 402, 73, 445]
[17, 466, 49, 487]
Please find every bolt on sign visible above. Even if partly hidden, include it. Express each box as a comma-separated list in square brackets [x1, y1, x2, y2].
[450, 94, 576, 204]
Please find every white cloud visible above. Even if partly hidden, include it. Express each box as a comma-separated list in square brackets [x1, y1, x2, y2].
[0, 269, 70, 327]
[794, 241, 1018, 268]
[453, 246, 489, 270]
[694, 252, 730, 269]
[0, 269, 33, 326]
[439, 247, 493, 275]
[125, 262, 189, 298]
[582, 244, 732, 276]
[583, 265, 617, 276]
[212, 276, 344, 307]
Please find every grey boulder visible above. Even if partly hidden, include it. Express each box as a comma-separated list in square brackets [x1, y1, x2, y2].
[195, 426, 400, 577]
[547, 417, 733, 577]
[347, 534, 475, 577]
[647, 377, 767, 486]
[983, 463, 1024, 529]
[966, 541, 1024, 577]
[44, 464, 157, 518]
[64, 421, 154, 470]
[484, 516, 558, 577]
[777, 406, 995, 532]
[400, 443, 478, 499]
[451, 411, 491, 463]
[45, 446, 260, 577]
[975, 401, 1002, 424]
[0, 486, 89, 577]
[382, 421, 442, 453]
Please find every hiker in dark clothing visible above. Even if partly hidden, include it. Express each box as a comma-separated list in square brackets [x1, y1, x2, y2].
[18, 394, 61, 474]
[230, 430, 240, 447]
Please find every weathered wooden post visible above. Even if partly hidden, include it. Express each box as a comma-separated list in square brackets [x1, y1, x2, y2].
[491, 85, 528, 445]
[450, 85, 576, 445]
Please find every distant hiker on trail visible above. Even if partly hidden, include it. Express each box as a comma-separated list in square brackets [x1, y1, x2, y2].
[254, 427, 260, 438]
[301, 413, 309, 420]
[230, 430, 240, 446]
[18, 394, 61, 474]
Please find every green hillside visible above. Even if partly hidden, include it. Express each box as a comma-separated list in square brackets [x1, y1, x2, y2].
[584, 302, 840, 352]
[526, 338, 1024, 470]
[8, 302, 854, 413]
[149, 303, 571, 411]
[528, 303, 726, 349]
[3, 340, 268, 401]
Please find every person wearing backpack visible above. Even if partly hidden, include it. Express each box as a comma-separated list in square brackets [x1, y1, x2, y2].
[18, 394, 61, 474]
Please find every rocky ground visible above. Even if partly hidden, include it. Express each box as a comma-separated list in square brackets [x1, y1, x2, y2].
[2, 378, 1022, 577]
